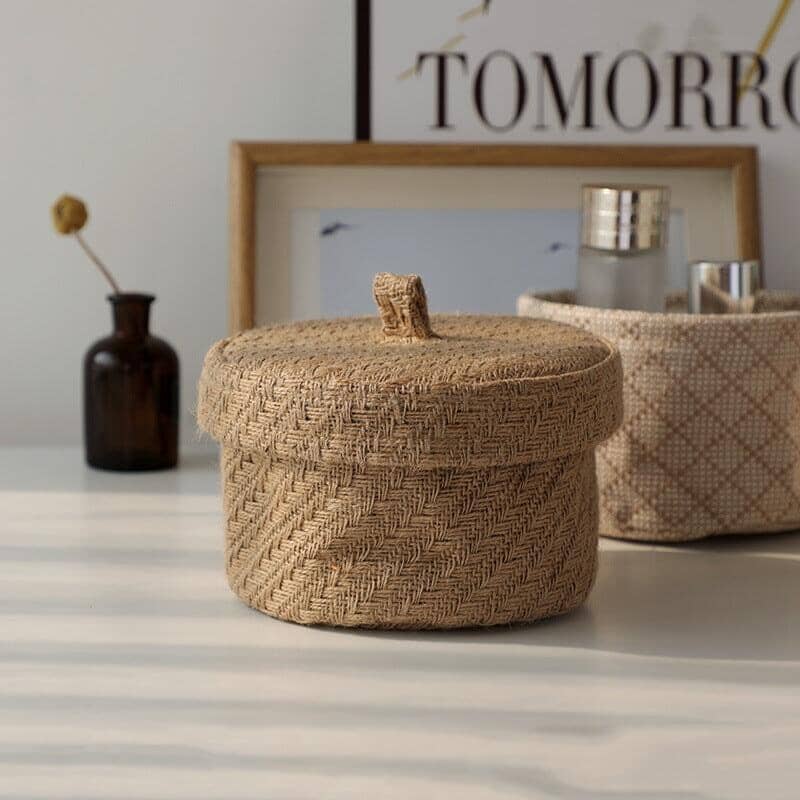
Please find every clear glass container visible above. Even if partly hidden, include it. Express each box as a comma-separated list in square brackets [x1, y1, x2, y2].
[575, 185, 669, 312]
[577, 245, 667, 312]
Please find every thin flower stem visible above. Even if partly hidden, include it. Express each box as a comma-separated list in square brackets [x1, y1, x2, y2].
[74, 231, 121, 294]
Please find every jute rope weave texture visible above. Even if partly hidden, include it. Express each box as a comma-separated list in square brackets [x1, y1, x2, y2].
[198, 274, 622, 628]
[518, 290, 800, 543]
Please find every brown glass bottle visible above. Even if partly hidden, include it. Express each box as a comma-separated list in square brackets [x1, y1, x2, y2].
[84, 294, 179, 470]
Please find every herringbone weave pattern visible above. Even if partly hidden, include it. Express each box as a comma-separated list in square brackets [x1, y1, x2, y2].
[198, 276, 622, 628]
[220, 447, 599, 628]
[518, 290, 800, 542]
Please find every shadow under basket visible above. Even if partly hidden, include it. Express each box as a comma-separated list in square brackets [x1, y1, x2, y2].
[518, 290, 800, 543]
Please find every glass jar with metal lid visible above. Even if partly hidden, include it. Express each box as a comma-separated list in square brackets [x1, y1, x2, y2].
[576, 184, 670, 312]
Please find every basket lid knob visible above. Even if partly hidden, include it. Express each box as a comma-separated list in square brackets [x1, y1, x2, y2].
[373, 272, 440, 341]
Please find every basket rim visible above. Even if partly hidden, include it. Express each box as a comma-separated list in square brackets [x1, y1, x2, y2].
[520, 289, 800, 326]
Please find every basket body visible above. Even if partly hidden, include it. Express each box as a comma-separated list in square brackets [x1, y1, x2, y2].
[222, 447, 599, 629]
[519, 291, 800, 542]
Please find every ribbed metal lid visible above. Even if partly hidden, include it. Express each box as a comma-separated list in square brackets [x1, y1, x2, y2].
[581, 184, 670, 251]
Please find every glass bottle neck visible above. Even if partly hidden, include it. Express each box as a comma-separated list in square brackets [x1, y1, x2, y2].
[110, 294, 154, 339]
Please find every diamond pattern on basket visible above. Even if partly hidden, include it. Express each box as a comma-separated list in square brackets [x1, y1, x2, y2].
[519, 291, 800, 542]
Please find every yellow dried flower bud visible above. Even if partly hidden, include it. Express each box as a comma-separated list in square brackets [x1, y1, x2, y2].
[52, 194, 88, 234]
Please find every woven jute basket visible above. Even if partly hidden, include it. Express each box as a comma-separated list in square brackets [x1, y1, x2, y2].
[518, 290, 800, 543]
[198, 274, 622, 629]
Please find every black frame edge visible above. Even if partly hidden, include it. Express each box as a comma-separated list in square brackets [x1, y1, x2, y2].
[355, 0, 371, 141]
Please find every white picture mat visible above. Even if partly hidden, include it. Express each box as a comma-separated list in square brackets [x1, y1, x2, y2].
[313, 207, 687, 318]
[255, 165, 737, 324]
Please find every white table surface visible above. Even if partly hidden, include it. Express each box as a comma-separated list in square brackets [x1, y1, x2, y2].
[2, 447, 799, 799]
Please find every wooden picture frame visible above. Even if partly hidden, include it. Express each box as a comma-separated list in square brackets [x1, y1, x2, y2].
[229, 142, 761, 333]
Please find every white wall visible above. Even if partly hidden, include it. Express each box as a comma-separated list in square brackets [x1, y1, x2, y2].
[0, 0, 352, 446]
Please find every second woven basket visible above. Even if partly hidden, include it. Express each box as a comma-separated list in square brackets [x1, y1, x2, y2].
[519, 290, 800, 543]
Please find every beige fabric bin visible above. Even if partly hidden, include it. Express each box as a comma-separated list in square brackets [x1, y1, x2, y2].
[197, 274, 622, 629]
[518, 290, 800, 543]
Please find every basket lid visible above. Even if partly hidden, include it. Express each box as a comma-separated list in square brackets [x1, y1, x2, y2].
[198, 273, 622, 468]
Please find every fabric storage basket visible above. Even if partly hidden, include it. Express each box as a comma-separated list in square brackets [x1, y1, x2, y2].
[198, 274, 622, 629]
[518, 290, 800, 543]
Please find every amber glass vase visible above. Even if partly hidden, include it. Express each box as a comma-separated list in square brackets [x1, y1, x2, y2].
[84, 294, 179, 471]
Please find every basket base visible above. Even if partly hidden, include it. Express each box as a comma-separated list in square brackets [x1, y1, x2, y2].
[600, 516, 800, 544]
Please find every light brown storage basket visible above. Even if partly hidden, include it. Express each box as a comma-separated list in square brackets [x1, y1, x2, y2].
[198, 274, 622, 629]
[518, 290, 800, 543]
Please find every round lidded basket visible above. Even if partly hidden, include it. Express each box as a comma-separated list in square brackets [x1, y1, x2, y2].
[198, 274, 622, 629]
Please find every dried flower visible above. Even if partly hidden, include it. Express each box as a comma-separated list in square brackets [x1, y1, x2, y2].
[51, 194, 121, 294]
[51, 194, 88, 235]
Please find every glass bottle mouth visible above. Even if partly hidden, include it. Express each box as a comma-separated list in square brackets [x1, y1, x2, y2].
[107, 293, 155, 304]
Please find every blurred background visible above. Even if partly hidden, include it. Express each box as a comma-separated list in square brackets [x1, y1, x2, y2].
[2, 0, 798, 448]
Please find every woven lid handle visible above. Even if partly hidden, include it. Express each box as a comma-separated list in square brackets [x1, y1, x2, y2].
[373, 273, 440, 340]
